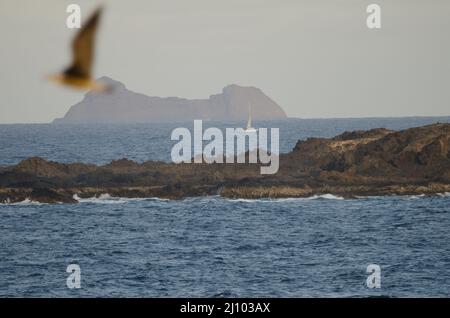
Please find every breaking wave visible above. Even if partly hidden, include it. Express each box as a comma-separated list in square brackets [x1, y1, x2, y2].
[73, 194, 169, 204]
[307, 194, 345, 200]
[2, 192, 448, 206]
[226, 194, 345, 203]
[1, 198, 46, 206]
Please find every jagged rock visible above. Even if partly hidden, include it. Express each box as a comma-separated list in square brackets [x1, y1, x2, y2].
[13, 157, 96, 178]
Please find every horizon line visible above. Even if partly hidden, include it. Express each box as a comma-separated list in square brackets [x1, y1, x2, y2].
[1, 115, 450, 125]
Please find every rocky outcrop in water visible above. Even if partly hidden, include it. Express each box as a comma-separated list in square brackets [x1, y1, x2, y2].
[1, 123, 449, 203]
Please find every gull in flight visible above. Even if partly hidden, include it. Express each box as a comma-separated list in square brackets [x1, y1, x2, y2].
[48, 7, 109, 92]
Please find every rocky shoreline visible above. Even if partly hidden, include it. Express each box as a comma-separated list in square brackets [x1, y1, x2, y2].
[1, 123, 449, 204]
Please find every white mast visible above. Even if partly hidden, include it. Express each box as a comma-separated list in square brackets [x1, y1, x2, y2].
[246, 102, 252, 130]
[245, 102, 256, 132]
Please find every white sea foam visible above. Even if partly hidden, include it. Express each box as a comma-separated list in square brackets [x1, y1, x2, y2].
[2, 198, 45, 205]
[226, 193, 345, 203]
[407, 194, 427, 200]
[228, 198, 259, 203]
[73, 194, 135, 204]
[72, 194, 169, 204]
[307, 194, 345, 200]
[3, 191, 446, 206]
[269, 194, 344, 201]
[346, 193, 449, 200]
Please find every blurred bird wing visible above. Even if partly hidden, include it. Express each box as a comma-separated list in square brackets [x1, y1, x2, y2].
[64, 7, 102, 79]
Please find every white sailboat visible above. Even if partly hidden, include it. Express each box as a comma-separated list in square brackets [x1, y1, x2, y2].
[245, 102, 257, 133]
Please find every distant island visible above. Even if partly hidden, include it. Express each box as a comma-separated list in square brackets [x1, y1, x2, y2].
[53, 77, 287, 124]
[1, 123, 449, 203]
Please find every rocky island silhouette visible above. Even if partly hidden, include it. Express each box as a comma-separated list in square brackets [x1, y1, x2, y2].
[53, 77, 287, 124]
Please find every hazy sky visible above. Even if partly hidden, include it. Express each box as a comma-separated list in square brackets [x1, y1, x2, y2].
[0, 0, 449, 123]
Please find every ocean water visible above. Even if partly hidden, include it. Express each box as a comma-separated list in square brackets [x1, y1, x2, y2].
[1, 117, 450, 166]
[1, 117, 450, 297]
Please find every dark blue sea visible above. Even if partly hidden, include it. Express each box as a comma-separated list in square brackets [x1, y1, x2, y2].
[1, 117, 450, 297]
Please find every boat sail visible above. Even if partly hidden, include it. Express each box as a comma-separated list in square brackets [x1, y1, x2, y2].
[245, 102, 257, 133]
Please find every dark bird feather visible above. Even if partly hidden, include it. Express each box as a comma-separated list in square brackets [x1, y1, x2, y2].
[64, 8, 102, 79]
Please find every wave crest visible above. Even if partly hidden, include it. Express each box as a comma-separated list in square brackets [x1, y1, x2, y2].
[1, 198, 46, 205]
[226, 194, 345, 202]
[72, 194, 168, 204]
